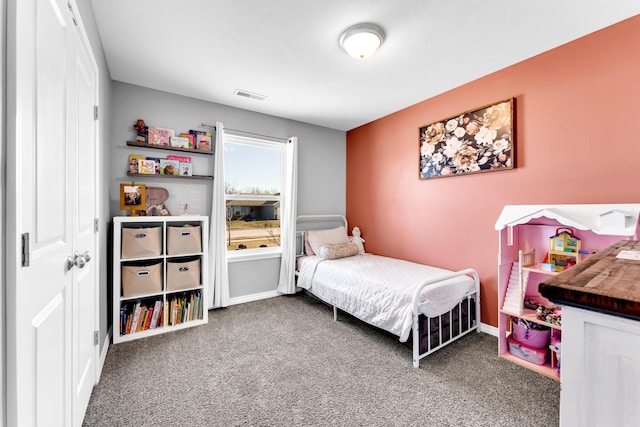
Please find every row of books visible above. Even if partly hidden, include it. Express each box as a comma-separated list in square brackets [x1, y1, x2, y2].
[167, 290, 203, 326]
[119, 290, 204, 336]
[145, 128, 212, 151]
[119, 299, 163, 336]
[129, 154, 192, 176]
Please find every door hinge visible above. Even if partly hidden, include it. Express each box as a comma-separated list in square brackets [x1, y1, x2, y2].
[67, 2, 78, 26]
[94, 105, 99, 121]
[21, 233, 30, 267]
[94, 218, 99, 233]
[94, 331, 99, 346]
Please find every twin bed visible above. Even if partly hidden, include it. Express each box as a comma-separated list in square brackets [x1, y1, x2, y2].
[295, 215, 480, 368]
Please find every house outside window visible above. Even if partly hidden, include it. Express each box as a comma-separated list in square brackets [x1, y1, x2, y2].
[224, 134, 283, 254]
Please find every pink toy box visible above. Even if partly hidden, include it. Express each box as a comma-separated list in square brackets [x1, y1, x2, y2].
[512, 319, 551, 349]
[507, 334, 548, 365]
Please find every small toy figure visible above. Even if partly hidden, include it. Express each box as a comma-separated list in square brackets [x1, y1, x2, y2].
[133, 119, 148, 143]
[350, 226, 366, 255]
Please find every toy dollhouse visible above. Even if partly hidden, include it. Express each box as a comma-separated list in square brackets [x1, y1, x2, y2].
[546, 227, 581, 270]
[495, 204, 640, 380]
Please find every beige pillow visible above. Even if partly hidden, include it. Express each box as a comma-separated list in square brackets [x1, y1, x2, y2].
[319, 242, 360, 260]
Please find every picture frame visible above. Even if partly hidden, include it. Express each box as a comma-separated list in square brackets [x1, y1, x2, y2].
[419, 98, 514, 180]
[120, 183, 147, 215]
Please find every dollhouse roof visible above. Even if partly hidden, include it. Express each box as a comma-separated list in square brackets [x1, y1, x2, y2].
[495, 204, 640, 236]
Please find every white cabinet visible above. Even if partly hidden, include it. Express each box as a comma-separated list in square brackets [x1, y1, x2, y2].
[559, 306, 640, 426]
[113, 216, 208, 344]
[537, 239, 640, 427]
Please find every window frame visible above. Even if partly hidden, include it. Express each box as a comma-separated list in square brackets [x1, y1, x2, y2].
[223, 133, 285, 260]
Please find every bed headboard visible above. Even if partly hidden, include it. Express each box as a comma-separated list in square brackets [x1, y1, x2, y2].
[296, 215, 348, 256]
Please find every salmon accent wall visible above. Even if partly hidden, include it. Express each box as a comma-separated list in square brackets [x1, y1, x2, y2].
[346, 15, 640, 328]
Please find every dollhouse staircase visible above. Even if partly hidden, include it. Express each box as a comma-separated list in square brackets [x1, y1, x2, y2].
[502, 261, 527, 315]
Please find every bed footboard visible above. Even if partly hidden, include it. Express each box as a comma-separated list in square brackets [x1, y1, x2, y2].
[411, 269, 480, 368]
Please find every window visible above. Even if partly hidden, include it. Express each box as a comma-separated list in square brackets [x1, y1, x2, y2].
[224, 134, 284, 254]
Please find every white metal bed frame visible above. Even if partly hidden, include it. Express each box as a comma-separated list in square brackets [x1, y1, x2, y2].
[295, 215, 481, 368]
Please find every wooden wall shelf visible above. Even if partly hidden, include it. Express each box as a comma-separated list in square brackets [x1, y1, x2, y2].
[127, 140, 213, 156]
[127, 172, 213, 181]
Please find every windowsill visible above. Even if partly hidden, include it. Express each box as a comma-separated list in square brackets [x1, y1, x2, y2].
[227, 248, 282, 263]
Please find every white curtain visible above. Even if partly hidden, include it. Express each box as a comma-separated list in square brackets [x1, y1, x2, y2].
[277, 137, 298, 294]
[209, 122, 230, 308]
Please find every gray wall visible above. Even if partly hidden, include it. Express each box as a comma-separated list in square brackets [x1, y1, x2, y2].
[76, 0, 113, 356]
[110, 81, 346, 302]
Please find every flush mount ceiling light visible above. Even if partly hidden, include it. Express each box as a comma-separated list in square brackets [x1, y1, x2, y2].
[339, 23, 385, 60]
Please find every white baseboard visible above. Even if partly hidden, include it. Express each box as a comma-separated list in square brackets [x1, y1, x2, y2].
[480, 322, 498, 337]
[96, 326, 112, 383]
[228, 290, 281, 306]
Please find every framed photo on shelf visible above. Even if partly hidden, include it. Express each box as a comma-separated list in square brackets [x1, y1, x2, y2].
[419, 98, 514, 180]
[120, 183, 147, 215]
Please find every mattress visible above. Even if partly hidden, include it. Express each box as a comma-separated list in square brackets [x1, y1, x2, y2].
[297, 254, 476, 342]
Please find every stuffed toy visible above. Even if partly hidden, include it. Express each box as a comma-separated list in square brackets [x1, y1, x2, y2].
[350, 226, 366, 255]
[133, 118, 148, 143]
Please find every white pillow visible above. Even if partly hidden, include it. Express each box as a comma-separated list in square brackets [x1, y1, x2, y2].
[307, 226, 349, 255]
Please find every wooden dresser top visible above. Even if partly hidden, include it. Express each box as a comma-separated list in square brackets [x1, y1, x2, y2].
[539, 240, 640, 319]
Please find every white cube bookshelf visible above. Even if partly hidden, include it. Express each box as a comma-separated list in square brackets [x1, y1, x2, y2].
[112, 215, 209, 344]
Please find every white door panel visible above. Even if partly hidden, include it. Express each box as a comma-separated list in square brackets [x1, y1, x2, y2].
[72, 21, 98, 425]
[33, 293, 67, 427]
[11, 0, 75, 425]
[8, 0, 99, 425]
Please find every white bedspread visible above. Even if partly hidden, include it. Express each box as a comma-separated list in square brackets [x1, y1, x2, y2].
[297, 254, 476, 342]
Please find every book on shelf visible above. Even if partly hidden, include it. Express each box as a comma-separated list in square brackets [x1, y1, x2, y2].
[149, 300, 161, 329]
[196, 134, 212, 151]
[146, 156, 162, 174]
[160, 159, 180, 175]
[136, 306, 146, 332]
[143, 306, 153, 330]
[180, 163, 192, 176]
[170, 135, 191, 148]
[179, 133, 195, 148]
[125, 313, 133, 335]
[129, 302, 141, 334]
[189, 130, 213, 152]
[128, 154, 145, 174]
[148, 127, 174, 146]
[137, 159, 156, 174]
[167, 155, 191, 163]
[120, 305, 127, 335]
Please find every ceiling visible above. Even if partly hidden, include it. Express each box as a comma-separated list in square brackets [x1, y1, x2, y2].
[91, 0, 640, 131]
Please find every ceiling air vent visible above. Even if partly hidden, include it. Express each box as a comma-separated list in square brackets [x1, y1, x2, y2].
[234, 89, 267, 101]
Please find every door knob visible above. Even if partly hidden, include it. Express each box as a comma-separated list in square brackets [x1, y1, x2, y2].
[66, 251, 88, 271]
[74, 252, 87, 269]
[66, 255, 75, 271]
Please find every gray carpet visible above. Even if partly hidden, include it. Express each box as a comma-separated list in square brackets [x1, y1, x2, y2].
[84, 294, 559, 426]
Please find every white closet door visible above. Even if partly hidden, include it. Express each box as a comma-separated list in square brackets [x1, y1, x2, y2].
[70, 22, 98, 427]
[7, 0, 98, 425]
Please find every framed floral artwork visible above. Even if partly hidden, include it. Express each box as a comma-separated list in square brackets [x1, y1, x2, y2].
[419, 98, 514, 179]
